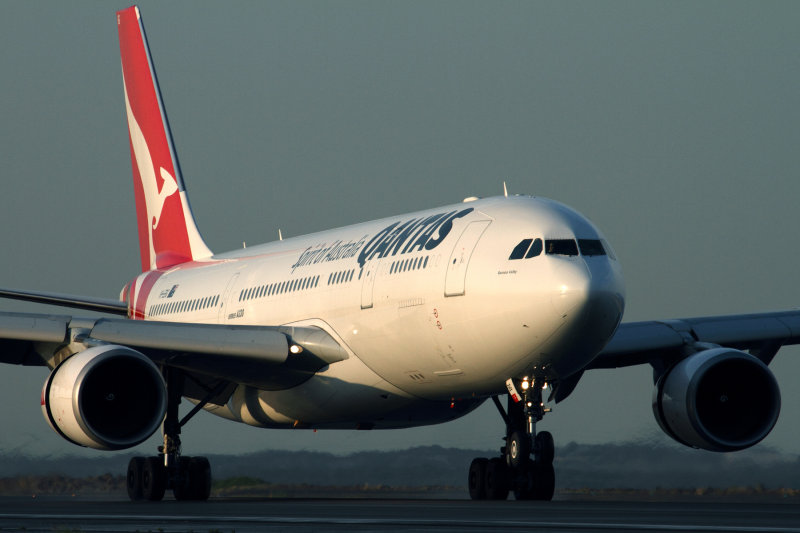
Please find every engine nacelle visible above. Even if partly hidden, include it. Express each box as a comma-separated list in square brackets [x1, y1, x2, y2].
[652, 348, 780, 452]
[42, 345, 167, 450]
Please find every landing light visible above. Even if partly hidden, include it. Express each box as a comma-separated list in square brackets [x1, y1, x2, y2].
[521, 380, 530, 390]
[290, 345, 303, 354]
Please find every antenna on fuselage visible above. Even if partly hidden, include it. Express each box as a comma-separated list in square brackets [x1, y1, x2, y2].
[278, 229, 283, 241]
[503, 181, 509, 197]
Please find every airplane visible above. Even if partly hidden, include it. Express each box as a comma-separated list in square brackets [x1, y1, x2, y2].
[0, 4, 797, 502]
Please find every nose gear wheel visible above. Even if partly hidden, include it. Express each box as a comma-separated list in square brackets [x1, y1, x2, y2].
[468, 379, 555, 501]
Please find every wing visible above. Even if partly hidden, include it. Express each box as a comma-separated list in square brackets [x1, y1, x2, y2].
[0, 310, 348, 401]
[593, 310, 800, 368]
[551, 310, 800, 403]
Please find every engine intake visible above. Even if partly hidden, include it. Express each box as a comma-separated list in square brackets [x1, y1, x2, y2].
[652, 348, 780, 452]
[42, 345, 167, 450]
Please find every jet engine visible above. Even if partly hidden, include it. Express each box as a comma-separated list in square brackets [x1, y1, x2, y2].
[41, 345, 167, 450]
[652, 347, 780, 452]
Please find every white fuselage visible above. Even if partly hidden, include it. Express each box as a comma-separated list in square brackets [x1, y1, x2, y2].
[129, 195, 625, 430]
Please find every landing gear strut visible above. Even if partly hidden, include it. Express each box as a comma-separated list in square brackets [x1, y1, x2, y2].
[468, 377, 555, 501]
[126, 369, 213, 501]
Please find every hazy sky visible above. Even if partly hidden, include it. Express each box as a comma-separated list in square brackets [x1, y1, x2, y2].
[1, 1, 799, 460]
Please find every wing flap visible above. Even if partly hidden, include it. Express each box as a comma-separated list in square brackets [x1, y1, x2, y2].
[0, 311, 70, 343]
[0, 312, 71, 367]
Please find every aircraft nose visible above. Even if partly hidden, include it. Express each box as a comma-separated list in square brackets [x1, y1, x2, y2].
[550, 260, 592, 318]
[550, 257, 625, 321]
[543, 255, 626, 378]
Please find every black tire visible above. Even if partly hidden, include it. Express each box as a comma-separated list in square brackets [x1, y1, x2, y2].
[484, 457, 509, 500]
[173, 456, 212, 501]
[512, 459, 534, 500]
[468, 457, 488, 500]
[172, 456, 192, 501]
[189, 456, 212, 501]
[142, 456, 167, 501]
[507, 431, 530, 469]
[532, 462, 555, 501]
[126, 457, 145, 501]
[535, 431, 555, 465]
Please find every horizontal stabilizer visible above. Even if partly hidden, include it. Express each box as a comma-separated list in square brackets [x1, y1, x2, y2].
[0, 288, 128, 316]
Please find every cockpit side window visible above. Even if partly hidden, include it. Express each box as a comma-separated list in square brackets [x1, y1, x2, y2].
[524, 238, 543, 258]
[509, 239, 533, 260]
[600, 239, 617, 260]
[578, 239, 606, 256]
[545, 239, 579, 256]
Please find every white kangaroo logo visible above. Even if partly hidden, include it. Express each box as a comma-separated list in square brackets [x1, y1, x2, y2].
[124, 84, 180, 268]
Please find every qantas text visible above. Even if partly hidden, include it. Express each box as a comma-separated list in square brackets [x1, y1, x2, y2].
[290, 208, 474, 272]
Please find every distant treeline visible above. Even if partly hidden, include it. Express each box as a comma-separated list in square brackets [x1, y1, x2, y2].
[0, 442, 798, 495]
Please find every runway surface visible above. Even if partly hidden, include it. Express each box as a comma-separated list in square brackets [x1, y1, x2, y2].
[0, 497, 799, 532]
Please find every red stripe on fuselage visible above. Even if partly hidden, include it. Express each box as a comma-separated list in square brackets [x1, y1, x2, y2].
[133, 270, 164, 320]
[127, 279, 137, 319]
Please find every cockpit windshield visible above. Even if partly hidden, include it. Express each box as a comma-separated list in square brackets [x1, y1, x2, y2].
[508, 238, 543, 260]
[508, 239, 533, 260]
[545, 239, 578, 256]
[508, 238, 607, 259]
[577, 239, 606, 256]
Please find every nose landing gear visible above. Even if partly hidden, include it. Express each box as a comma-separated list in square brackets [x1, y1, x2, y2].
[468, 377, 555, 501]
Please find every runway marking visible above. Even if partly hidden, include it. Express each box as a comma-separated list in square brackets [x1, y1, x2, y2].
[0, 513, 799, 532]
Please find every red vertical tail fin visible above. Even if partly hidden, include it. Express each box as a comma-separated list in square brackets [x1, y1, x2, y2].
[117, 6, 212, 272]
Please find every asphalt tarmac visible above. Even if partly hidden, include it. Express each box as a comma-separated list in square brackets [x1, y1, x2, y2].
[0, 497, 799, 532]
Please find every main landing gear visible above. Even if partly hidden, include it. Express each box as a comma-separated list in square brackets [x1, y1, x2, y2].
[468, 377, 555, 501]
[127, 369, 214, 501]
